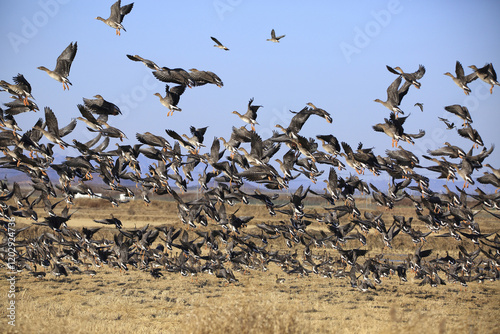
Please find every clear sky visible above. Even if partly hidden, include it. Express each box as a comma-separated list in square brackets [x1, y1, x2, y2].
[1, 0, 500, 186]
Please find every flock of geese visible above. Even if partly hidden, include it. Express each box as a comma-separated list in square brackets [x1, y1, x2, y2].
[1, 1, 500, 291]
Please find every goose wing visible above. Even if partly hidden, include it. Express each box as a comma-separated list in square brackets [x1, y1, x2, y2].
[44, 107, 60, 136]
[126, 54, 160, 70]
[54, 42, 77, 77]
[211, 36, 224, 47]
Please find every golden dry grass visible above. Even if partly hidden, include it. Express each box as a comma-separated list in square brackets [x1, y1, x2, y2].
[2, 265, 499, 334]
[1, 197, 500, 334]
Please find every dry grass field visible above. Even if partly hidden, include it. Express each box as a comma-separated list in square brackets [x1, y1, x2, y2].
[1, 196, 500, 334]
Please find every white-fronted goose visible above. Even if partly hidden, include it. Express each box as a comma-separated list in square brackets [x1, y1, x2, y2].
[306, 102, 332, 123]
[438, 117, 455, 130]
[189, 68, 223, 87]
[37, 42, 77, 90]
[153, 67, 193, 87]
[232, 97, 262, 131]
[182, 126, 208, 154]
[477, 173, 500, 192]
[457, 125, 483, 148]
[469, 63, 499, 94]
[88, 125, 127, 141]
[316, 134, 341, 156]
[3, 99, 39, 115]
[83, 95, 122, 116]
[165, 129, 196, 153]
[96, 0, 134, 35]
[374, 75, 411, 116]
[444, 104, 472, 126]
[126, 54, 160, 71]
[427, 142, 466, 159]
[0, 73, 34, 105]
[32, 107, 69, 150]
[154, 84, 186, 116]
[136, 132, 171, 151]
[387, 64, 425, 89]
[267, 29, 285, 42]
[452, 159, 475, 188]
[211, 36, 229, 50]
[444, 61, 477, 95]
[76, 104, 108, 130]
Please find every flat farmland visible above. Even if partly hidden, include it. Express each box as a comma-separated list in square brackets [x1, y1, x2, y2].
[1, 197, 499, 334]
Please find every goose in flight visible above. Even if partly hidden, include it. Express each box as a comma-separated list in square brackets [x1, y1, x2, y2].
[0, 74, 34, 106]
[444, 61, 477, 95]
[374, 75, 410, 117]
[37, 41, 77, 90]
[444, 104, 472, 127]
[267, 29, 285, 42]
[469, 63, 499, 94]
[387, 64, 426, 89]
[154, 84, 186, 116]
[126, 54, 160, 71]
[211, 36, 229, 50]
[83, 95, 122, 116]
[96, 0, 134, 35]
[232, 97, 262, 131]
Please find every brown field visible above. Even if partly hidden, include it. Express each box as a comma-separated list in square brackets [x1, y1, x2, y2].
[1, 197, 500, 334]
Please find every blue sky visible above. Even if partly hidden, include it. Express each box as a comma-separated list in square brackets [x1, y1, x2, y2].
[1, 0, 500, 186]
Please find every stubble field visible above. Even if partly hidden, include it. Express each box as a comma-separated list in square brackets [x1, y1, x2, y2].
[1, 197, 499, 334]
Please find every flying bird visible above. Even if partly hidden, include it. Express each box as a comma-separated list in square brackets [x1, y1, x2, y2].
[37, 41, 77, 90]
[232, 97, 262, 131]
[211, 36, 229, 50]
[0, 74, 34, 106]
[154, 84, 186, 116]
[83, 95, 122, 116]
[438, 117, 455, 130]
[469, 63, 499, 94]
[267, 29, 285, 42]
[387, 64, 426, 89]
[374, 75, 410, 117]
[444, 104, 472, 127]
[96, 0, 134, 35]
[444, 61, 477, 95]
[126, 54, 160, 70]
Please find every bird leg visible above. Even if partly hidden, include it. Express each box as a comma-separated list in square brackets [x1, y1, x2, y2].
[490, 85, 494, 94]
